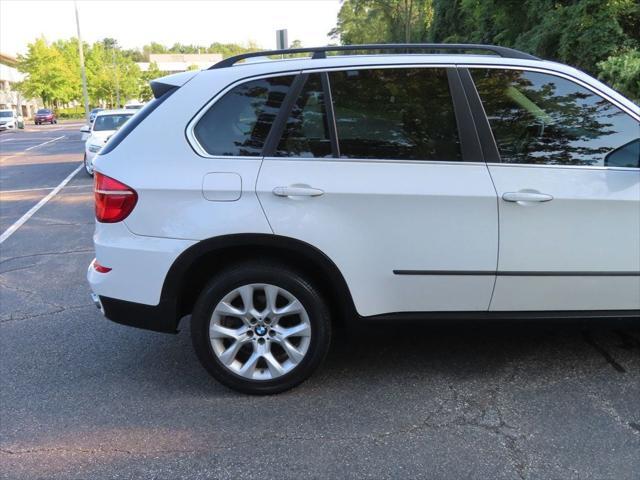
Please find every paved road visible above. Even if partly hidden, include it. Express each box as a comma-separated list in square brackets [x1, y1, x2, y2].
[0, 125, 639, 479]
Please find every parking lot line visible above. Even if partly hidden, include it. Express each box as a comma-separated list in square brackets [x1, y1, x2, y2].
[24, 135, 66, 151]
[0, 164, 83, 244]
[0, 184, 92, 194]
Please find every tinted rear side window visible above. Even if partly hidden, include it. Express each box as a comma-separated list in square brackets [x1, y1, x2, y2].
[328, 68, 462, 161]
[194, 75, 294, 156]
[472, 69, 640, 167]
[276, 74, 332, 158]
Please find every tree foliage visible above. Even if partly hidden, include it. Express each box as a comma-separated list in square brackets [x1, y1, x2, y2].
[85, 39, 140, 107]
[16, 38, 264, 109]
[17, 38, 77, 107]
[330, 0, 433, 44]
[331, 0, 640, 101]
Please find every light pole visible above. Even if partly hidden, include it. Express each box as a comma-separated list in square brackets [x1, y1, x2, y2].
[112, 47, 120, 108]
[74, 1, 90, 123]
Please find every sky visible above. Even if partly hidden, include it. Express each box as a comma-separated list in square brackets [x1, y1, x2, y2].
[0, 0, 343, 56]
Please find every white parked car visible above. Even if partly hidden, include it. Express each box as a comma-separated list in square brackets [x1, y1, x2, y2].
[82, 109, 134, 175]
[0, 109, 22, 131]
[87, 44, 640, 394]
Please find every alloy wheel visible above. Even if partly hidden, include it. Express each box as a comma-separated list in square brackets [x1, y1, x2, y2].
[209, 283, 311, 380]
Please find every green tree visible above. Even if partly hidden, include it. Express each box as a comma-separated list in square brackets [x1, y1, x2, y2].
[206, 41, 262, 58]
[598, 49, 640, 102]
[139, 61, 164, 102]
[330, 0, 640, 100]
[329, 0, 433, 44]
[52, 38, 83, 103]
[86, 39, 141, 107]
[16, 37, 78, 107]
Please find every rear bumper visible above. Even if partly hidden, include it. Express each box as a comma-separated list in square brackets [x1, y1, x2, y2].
[87, 222, 196, 333]
[87, 222, 195, 305]
[99, 295, 180, 334]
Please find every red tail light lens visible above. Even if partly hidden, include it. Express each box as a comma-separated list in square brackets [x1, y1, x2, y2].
[94, 172, 138, 223]
[92, 260, 112, 273]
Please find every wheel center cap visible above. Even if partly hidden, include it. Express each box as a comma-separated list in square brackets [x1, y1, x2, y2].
[255, 325, 267, 336]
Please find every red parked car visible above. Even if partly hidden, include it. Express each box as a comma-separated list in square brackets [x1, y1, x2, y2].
[34, 109, 57, 125]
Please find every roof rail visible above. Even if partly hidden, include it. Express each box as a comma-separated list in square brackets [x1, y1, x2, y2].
[210, 43, 539, 69]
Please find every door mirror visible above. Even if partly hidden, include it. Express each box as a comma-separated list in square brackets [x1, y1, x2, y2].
[80, 125, 91, 133]
[605, 138, 640, 168]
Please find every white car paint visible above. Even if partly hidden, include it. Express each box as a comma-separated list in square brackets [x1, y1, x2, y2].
[88, 53, 640, 316]
[257, 160, 499, 315]
[488, 164, 640, 310]
[83, 109, 134, 174]
[0, 109, 20, 130]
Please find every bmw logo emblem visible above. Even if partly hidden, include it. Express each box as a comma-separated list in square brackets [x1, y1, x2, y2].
[255, 326, 267, 336]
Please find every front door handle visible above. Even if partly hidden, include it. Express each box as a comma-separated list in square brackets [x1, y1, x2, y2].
[273, 186, 324, 197]
[502, 191, 553, 204]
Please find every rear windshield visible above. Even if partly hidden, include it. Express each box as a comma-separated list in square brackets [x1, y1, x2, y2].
[37, 109, 51, 114]
[93, 114, 133, 131]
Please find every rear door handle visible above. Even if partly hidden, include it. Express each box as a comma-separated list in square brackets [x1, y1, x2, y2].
[502, 191, 553, 203]
[273, 186, 324, 197]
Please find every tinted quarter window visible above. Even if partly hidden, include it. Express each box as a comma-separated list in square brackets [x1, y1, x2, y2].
[328, 68, 461, 161]
[472, 69, 640, 167]
[194, 75, 294, 156]
[276, 74, 332, 158]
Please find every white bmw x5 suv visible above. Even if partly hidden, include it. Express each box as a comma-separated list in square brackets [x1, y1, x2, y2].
[87, 44, 640, 394]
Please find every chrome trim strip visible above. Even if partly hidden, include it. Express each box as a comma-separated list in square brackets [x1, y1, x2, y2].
[186, 71, 302, 159]
[186, 63, 639, 166]
[262, 157, 484, 166]
[394, 270, 640, 276]
[486, 163, 640, 172]
[458, 64, 640, 121]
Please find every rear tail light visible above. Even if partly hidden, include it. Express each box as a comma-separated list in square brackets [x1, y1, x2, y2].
[92, 260, 112, 273]
[94, 172, 138, 223]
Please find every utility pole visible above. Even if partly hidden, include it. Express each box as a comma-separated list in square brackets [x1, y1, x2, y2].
[74, 1, 90, 124]
[112, 47, 120, 108]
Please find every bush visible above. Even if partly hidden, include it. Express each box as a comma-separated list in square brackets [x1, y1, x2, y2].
[56, 106, 86, 119]
[598, 49, 640, 103]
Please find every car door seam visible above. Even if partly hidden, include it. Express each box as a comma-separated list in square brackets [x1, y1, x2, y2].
[254, 156, 275, 234]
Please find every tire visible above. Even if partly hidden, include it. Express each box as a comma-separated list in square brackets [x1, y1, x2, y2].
[191, 262, 331, 395]
[83, 153, 93, 176]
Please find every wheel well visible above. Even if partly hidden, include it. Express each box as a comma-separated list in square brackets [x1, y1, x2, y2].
[163, 234, 356, 328]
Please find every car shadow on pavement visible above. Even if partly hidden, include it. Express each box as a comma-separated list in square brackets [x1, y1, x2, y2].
[104, 315, 640, 397]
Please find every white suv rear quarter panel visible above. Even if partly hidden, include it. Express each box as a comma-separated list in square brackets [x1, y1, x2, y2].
[94, 69, 274, 241]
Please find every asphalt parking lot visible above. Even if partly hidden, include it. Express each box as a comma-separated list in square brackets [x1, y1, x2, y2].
[1, 123, 639, 480]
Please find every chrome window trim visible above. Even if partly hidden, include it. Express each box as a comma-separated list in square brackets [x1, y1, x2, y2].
[186, 70, 302, 159]
[186, 65, 456, 159]
[262, 157, 483, 166]
[462, 64, 640, 170]
[301, 63, 456, 73]
[460, 64, 639, 121]
[486, 162, 639, 172]
[186, 63, 639, 170]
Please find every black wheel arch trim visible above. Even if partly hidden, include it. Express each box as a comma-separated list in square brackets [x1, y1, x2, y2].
[160, 233, 359, 318]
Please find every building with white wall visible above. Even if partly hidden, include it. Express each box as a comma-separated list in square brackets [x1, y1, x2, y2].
[0, 53, 41, 118]
[137, 53, 223, 73]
